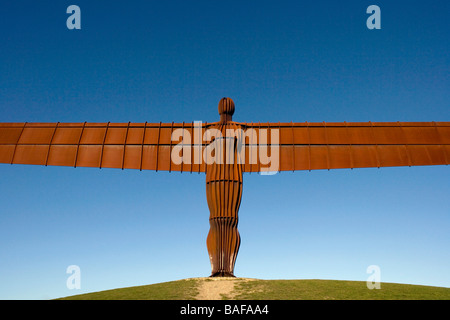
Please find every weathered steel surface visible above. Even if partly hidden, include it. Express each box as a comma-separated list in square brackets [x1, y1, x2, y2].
[0, 97, 449, 277]
[252, 121, 450, 171]
[0, 122, 208, 172]
[206, 98, 243, 276]
[1, 121, 448, 172]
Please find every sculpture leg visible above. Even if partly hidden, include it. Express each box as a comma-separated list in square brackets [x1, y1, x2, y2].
[206, 179, 242, 277]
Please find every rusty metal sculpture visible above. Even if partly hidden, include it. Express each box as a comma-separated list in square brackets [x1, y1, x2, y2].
[0, 97, 449, 277]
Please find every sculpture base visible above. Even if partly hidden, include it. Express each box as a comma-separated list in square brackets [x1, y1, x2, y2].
[210, 272, 236, 278]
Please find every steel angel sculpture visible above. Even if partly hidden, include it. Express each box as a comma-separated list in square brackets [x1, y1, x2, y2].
[0, 98, 448, 277]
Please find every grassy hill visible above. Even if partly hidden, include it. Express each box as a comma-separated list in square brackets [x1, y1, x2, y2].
[57, 278, 450, 300]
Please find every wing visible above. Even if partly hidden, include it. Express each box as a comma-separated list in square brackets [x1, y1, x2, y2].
[241, 121, 450, 172]
[1, 121, 449, 173]
[0, 122, 209, 172]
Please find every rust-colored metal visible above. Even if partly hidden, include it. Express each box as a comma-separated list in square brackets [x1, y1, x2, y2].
[1, 116, 449, 172]
[206, 98, 242, 277]
[0, 98, 449, 277]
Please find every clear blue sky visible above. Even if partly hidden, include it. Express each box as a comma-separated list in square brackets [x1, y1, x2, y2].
[0, 0, 449, 299]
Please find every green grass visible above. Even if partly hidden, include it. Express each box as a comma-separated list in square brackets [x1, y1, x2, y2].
[57, 279, 199, 300]
[231, 279, 450, 300]
[57, 278, 450, 300]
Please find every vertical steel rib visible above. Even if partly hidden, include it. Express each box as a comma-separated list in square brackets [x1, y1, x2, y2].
[257, 122, 261, 173]
[45, 122, 59, 167]
[181, 121, 185, 173]
[249, 122, 254, 173]
[155, 122, 161, 172]
[74, 121, 86, 168]
[306, 121, 311, 171]
[122, 121, 130, 170]
[140, 121, 147, 171]
[291, 121, 295, 172]
[169, 121, 174, 173]
[190, 121, 193, 174]
[99, 121, 110, 169]
[11, 122, 27, 164]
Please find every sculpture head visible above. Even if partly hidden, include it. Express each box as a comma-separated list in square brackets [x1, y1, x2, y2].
[218, 97, 235, 123]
